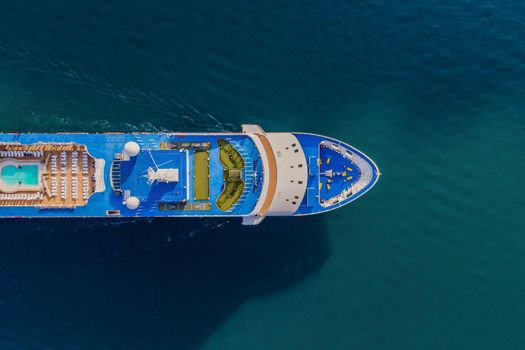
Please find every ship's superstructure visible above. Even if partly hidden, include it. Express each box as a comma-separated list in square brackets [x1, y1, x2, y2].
[0, 125, 380, 224]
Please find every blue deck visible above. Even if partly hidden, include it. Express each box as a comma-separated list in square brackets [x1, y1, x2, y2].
[0, 133, 262, 218]
[319, 146, 362, 201]
[293, 133, 380, 216]
[120, 150, 188, 203]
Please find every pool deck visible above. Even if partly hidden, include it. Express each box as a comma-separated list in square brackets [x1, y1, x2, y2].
[0, 143, 96, 208]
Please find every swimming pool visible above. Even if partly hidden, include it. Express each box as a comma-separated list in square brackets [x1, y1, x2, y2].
[1, 164, 39, 186]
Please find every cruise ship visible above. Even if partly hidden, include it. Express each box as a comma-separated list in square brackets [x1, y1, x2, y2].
[0, 125, 380, 225]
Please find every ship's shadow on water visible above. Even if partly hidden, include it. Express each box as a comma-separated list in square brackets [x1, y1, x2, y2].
[0, 216, 330, 349]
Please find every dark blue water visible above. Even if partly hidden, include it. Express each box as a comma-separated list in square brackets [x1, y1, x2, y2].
[1, 1, 524, 349]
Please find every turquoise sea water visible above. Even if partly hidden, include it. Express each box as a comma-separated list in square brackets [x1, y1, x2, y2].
[1, 165, 39, 186]
[0, 1, 524, 349]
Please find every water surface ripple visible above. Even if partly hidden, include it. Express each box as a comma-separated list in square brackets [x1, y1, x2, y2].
[0, 0, 524, 349]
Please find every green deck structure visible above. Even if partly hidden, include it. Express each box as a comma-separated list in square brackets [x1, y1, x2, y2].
[193, 150, 210, 200]
[216, 139, 245, 211]
[218, 139, 244, 169]
[216, 180, 244, 211]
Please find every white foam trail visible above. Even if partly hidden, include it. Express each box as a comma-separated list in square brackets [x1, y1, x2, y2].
[0, 45, 236, 131]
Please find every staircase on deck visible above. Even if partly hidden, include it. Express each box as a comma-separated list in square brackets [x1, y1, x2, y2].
[111, 153, 122, 192]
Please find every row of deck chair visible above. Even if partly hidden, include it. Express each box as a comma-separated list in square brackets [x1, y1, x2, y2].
[82, 177, 89, 199]
[0, 193, 41, 201]
[0, 150, 44, 158]
[72, 151, 79, 174]
[51, 155, 58, 175]
[82, 152, 89, 174]
[60, 151, 67, 175]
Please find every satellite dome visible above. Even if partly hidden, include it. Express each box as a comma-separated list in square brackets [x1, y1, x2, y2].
[125, 196, 140, 210]
[123, 141, 140, 158]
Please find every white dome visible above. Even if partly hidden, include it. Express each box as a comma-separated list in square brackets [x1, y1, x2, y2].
[125, 196, 140, 210]
[123, 142, 140, 157]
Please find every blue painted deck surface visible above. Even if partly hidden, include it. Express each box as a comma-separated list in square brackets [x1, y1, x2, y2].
[120, 150, 188, 203]
[318, 146, 362, 201]
[0, 133, 261, 217]
[293, 133, 380, 215]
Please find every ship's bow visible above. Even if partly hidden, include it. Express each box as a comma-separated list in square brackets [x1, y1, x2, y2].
[293, 133, 380, 215]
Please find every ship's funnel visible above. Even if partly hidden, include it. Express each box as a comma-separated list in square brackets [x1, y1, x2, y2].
[122, 141, 140, 160]
[125, 196, 140, 210]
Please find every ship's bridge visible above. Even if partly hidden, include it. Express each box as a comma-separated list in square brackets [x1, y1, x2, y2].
[241, 126, 309, 225]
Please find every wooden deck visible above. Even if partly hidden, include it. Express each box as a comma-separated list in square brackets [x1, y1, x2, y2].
[0, 143, 96, 208]
[256, 135, 277, 217]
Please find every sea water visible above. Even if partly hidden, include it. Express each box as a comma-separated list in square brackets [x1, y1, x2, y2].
[0, 1, 524, 349]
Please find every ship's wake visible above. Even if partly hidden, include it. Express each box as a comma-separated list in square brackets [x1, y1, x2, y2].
[0, 44, 237, 132]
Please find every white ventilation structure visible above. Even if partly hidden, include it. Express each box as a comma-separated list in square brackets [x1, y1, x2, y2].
[122, 141, 140, 161]
[125, 196, 140, 210]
